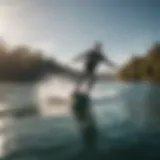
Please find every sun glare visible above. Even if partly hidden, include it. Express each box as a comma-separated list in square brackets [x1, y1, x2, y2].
[0, 22, 2, 35]
[0, 7, 5, 35]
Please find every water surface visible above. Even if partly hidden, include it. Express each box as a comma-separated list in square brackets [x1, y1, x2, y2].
[0, 79, 160, 160]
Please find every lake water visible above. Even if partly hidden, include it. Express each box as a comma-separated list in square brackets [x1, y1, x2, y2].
[1, 77, 160, 160]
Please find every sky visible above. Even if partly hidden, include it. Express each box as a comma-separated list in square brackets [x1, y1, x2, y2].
[0, 0, 160, 70]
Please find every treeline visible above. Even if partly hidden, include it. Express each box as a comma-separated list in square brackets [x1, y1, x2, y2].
[117, 42, 160, 83]
[0, 41, 77, 82]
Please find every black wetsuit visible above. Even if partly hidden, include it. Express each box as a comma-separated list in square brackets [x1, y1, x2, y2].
[77, 50, 106, 90]
[84, 50, 105, 74]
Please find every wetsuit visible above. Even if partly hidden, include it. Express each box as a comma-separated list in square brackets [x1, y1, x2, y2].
[77, 49, 106, 90]
[85, 50, 105, 74]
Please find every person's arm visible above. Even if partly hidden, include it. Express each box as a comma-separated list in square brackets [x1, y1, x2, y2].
[103, 54, 117, 68]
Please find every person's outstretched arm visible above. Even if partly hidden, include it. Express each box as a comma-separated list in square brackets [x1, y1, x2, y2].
[103, 55, 117, 69]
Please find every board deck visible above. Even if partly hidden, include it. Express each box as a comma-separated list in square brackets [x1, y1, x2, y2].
[71, 90, 97, 150]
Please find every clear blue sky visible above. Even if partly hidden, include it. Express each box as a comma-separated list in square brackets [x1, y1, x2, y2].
[0, 0, 160, 68]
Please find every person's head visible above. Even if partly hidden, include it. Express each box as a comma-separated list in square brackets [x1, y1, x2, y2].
[93, 41, 102, 52]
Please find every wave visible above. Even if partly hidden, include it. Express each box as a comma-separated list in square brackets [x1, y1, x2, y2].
[42, 89, 119, 107]
[92, 89, 119, 101]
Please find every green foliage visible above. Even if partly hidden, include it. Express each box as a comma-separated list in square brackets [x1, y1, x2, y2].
[0, 40, 79, 82]
[117, 42, 160, 83]
[0, 42, 47, 82]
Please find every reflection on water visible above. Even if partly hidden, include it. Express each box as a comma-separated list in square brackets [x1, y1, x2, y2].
[0, 80, 160, 159]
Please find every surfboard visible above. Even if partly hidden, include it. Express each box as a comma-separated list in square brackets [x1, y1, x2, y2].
[71, 90, 97, 150]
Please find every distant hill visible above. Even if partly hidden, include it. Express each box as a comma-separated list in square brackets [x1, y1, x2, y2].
[116, 42, 160, 83]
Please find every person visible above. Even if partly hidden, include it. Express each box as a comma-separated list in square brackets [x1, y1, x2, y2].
[73, 41, 116, 92]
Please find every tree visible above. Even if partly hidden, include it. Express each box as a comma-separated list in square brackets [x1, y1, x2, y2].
[117, 42, 160, 83]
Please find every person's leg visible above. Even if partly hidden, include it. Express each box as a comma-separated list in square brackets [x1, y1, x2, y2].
[87, 72, 96, 92]
[75, 71, 87, 91]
